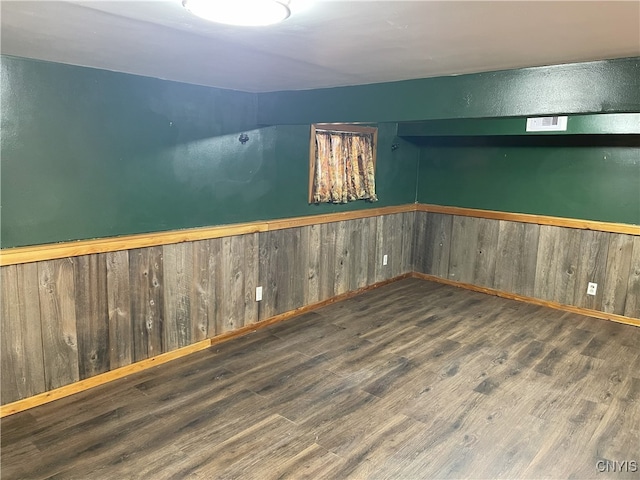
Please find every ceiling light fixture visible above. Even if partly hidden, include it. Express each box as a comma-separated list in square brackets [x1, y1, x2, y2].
[182, 0, 291, 26]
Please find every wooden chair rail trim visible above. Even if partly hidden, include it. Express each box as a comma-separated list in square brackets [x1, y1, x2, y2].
[412, 272, 640, 328]
[0, 205, 414, 266]
[2, 204, 637, 266]
[417, 204, 640, 236]
[0, 274, 411, 418]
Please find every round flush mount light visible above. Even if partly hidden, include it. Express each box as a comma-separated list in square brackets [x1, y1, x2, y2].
[182, 0, 291, 26]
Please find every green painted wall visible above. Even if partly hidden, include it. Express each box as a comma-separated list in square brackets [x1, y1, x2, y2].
[259, 55, 640, 225]
[259, 57, 640, 124]
[1, 56, 253, 247]
[2, 56, 638, 247]
[416, 137, 640, 225]
[1, 56, 418, 248]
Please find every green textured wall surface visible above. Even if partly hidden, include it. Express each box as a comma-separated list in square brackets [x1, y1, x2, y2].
[416, 140, 640, 225]
[2, 56, 638, 247]
[259, 57, 640, 124]
[1, 56, 254, 247]
[1, 57, 418, 248]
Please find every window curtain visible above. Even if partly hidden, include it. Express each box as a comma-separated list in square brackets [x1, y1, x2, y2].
[312, 130, 377, 204]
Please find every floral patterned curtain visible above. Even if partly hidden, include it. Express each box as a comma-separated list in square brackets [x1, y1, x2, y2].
[312, 130, 377, 204]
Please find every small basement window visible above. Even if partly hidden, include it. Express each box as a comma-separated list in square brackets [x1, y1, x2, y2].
[309, 124, 378, 204]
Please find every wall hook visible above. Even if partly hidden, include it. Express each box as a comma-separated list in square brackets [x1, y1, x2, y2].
[391, 143, 400, 151]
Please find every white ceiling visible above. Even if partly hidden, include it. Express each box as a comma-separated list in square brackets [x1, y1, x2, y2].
[1, 0, 639, 92]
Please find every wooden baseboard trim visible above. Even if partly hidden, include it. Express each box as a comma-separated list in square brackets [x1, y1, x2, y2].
[0, 338, 213, 418]
[0, 273, 411, 418]
[0, 205, 414, 266]
[416, 204, 640, 236]
[411, 272, 640, 327]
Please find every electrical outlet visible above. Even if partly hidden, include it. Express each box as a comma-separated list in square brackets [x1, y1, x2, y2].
[587, 282, 597, 296]
[256, 286, 263, 302]
[383, 254, 388, 266]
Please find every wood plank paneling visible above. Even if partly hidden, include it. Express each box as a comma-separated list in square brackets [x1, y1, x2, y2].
[603, 234, 634, 315]
[351, 218, 370, 290]
[205, 238, 223, 338]
[106, 251, 133, 369]
[415, 212, 638, 321]
[390, 213, 404, 278]
[1, 267, 22, 403]
[472, 218, 499, 288]
[412, 211, 427, 273]
[384, 214, 398, 278]
[375, 214, 400, 282]
[366, 216, 378, 286]
[260, 226, 314, 320]
[190, 240, 212, 341]
[534, 226, 582, 304]
[274, 229, 295, 315]
[217, 236, 246, 333]
[401, 211, 415, 274]
[288, 228, 306, 312]
[258, 231, 277, 322]
[374, 215, 387, 283]
[319, 222, 337, 302]
[494, 221, 540, 297]
[449, 215, 479, 283]
[305, 225, 321, 305]
[334, 221, 351, 296]
[536, 226, 581, 305]
[243, 233, 260, 325]
[74, 254, 110, 379]
[423, 212, 452, 278]
[573, 230, 610, 311]
[3, 210, 639, 407]
[37, 258, 80, 390]
[554, 228, 582, 305]
[624, 236, 640, 318]
[129, 247, 164, 361]
[533, 226, 557, 302]
[163, 243, 193, 351]
[1, 264, 45, 404]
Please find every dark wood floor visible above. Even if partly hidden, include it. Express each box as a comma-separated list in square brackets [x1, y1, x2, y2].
[2, 278, 640, 479]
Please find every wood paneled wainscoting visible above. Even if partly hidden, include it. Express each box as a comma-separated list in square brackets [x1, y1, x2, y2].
[0, 210, 415, 410]
[413, 207, 640, 324]
[2, 204, 639, 415]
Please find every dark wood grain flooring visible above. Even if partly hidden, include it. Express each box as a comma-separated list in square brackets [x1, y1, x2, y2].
[2, 278, 640, 479]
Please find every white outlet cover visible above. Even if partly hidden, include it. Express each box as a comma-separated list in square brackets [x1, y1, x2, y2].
[383, 254, 388, 265]
[256, 286, 263, 301]
[587, 282, 597, 296]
